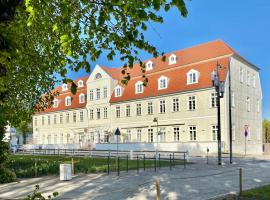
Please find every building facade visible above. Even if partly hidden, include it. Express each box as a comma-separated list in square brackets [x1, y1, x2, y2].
[32, 40, 263, 155]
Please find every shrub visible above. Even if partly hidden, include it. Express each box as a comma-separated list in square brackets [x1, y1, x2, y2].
[0, 167, 17, 183]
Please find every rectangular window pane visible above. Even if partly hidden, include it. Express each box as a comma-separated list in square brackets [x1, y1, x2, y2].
[116, 106, 120, 118]
[174, 127, 180, 141]
[97, 108, 101, 119]
[173, 98, 179, 112]
[159, 100, 166, 113]
[137, 129, 142, 142]
[148, 102, 153, 115]
[136, 104, 142, 116]
[126, 105, 130, 117]
[189, 126, 197, 141]
[188, 96, 196, 110]
[148, 129, 153, 143]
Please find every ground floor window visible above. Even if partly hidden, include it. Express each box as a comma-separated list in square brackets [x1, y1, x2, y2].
[174, 127, 180, 141]
[126, 129, 131, 143]
[137, 129, 142, 142]
[148, 129, 153, 143]
[104, 132, 109, 143]
[212, 125, 218, 141]
[160, 127, 166, 142]
[189, 126, 197, 141]
[67, 134, 70, 144]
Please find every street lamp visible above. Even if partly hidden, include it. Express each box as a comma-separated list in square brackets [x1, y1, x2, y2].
[153, 117, 159, 158]
[211, 63, 225, 165]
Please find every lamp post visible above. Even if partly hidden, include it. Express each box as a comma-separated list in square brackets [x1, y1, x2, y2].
[153, 117, 159, 159]
[211, 63, 225, 165]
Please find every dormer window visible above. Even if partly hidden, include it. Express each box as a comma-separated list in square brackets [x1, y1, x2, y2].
[53, 99, 58, 108]
[146, 61, 154, 71]
[115, 85, 122, 97]
[169, 54, 177, 65]
[95, 73, 102, 79]
[78, 80, 84, 88]
[135, 81, 144, 94]
[79, 93, 85, 103]
[187, 69, 199, 84]
[62, 84, 68, 91]
[65, 96, 71, 106]
[158, 76, 168, 90]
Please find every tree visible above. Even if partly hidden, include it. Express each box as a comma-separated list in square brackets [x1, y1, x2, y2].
[263, 119, 270, 143]
[0, 0, 189, 178]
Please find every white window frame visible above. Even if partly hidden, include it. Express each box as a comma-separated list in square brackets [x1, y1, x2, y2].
[79, 93, 85, 104]
[116, 106, 120, 118]
[104, 107, 108, 119]
[137, 129, 142, 142]
[231, 91, 235, 108]
[89, 109, 94, 120]
[135, 81, 144, 94]
[188, 96, 196, 111]
[147, 102, 153, 115]
[189, 126, 197, 141]
[212, 125, 218, 141]
[65, 96, 71, 106]
[126, 104, 130, 117]
[168, 54, 177, 65]
[247, 71, 250, 86]
[187, 69, 199, 85]
[210, 92, 217, 108]
[96, 108, 101, 119]
[148, 128, 154, 143]
[78, 80, 84, 88]
[89, 89, 93, 101]
[103, 87, 108, 98]
[66, 113, 69, 123]
[146, 60, 154, 71]
[159, 100, 166, 113]
[115, 85, 122, 97]
[158, 76, 168, 90]
[240, 67, 244, 83]
[172, 98, 179, 112]
[80, 111, 84, 122]
[252, 73, 256, 87]
[53, 99, 59, 108]
[246, 97, 251, 112]
[62, 83, 68, 91]
[136, 103, 142, 116]
[96, 88, 100, 100]
[173, 127, 180, 141]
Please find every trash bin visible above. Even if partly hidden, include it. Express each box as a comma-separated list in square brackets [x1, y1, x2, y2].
[60, 164, 72, 181]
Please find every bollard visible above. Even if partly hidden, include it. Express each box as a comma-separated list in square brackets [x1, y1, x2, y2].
[173, 153, 175, 168]
[34, 158, 37, 177]
[137, 155, 139, 174]
[117, 156, 120, 176]
[143, 154, 146, 171]
[126, 155, 129, 172]
[184, 153, 186, 169]
[155, 179, 161, 200]
[158, 153, 161, 169]
[239, 168, 243, 195]
[170, 154, 172, 170]
[107, 155, 110, 175]
[154, 155, 157, 172]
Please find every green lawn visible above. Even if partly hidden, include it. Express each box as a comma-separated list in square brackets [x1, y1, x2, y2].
[5, 155, 185, 178]
[218, 185, 270, 200]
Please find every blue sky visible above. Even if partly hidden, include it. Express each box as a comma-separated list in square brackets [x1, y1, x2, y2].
[68, 1, 270, 119]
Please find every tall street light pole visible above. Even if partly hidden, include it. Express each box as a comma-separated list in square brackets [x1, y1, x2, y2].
[153, 117, 159, 158]
[211, 63, 225, 165]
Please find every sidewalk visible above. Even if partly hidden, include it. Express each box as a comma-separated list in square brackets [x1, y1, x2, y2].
[1, 157, 270, 200]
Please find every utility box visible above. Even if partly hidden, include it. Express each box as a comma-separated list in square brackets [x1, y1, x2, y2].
[60, 164, 72, 181]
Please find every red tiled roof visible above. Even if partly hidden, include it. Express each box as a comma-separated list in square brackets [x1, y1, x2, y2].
[39, 76, 89, 113]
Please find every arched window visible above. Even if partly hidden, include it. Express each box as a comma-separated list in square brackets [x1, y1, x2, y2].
[169, 54, 177, 65]
[158, 76, 168, 90]
[62, 83, 68, 91]
[135, 81, 144, 94]
[65, 96, 72, 106]
[145, 61, 154, 71]
[79, 93, 85, 103]
[115, 85, 122, 97]
[77, 80, 84, 88]
[187, 69, 199, 84]
[95, 73, 102, 79]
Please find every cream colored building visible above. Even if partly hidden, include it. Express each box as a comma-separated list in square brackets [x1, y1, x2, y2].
[32, 40, 263, 155]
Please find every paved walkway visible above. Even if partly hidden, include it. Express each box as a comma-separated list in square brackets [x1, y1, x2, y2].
[1, 157, 270, 200]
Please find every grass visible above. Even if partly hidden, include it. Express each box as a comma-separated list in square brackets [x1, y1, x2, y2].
[217, 184, 270, 200]
[5, 155, 185, 178]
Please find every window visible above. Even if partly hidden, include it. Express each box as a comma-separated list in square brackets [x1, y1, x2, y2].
[115, 86, 122, 97]
[42, 116, 44, 125]
[53, 100, 58, 108]
[232, 125, 236, 141]
[104, 107, 108, 119]
[148, 102, 153, 115]
[174, 127, 180, 141]
[148, 129, 153, 143]
[89, 109, 94, 120]
[66, 113, 69, 123]
[187, 69, 199, 84]
[54, 134, 57, 144]
[240, 67, 244, 83]
[89, 90, 93, 101]
[159, 100, 166, 113]
[60, 133, 63, 144]
[246, 97, 251, 112]
[34, 117, 37, 126]
[60, 114, 63, 124]
[97, 108, 101, 119]
[188, 96, 196, 110]
[103, 87, 108, 98]
[73, 112, 76, 123]
[78, 80, 84, 88]
[65, 96, 71, 106]
[54, 114, 57, 124]
[158, 76, 168, 90]
[96, 88, 100, 100]
[126, 129, 131, 143]
[135, 81, 144, 94]
[137, 129, 142, 142]
[168, 54, 177, 65]
[160, 128, 166, 142]
[95, 73, 102, 79]
[189, 126, 197, 141]
[257, 99, 260, 113]
[116, 106, 120, 118]
[247, 71, 250, 86]
[146, 61, 153, 71]
[252, 73, 256, 87]
[48, 116, 50, 125]
[80, 111, 84, 122]
[211, 92, 217, 108]
[62, 83, 68, 91]
[136, 103, 142, 116]
[79, 93, 85, 103]
[231, 91, 235, 108]
[67, 134, 70, 144]
[126, 105, 130, 117]
[212, 125, 218, 141]
[172, 98, 179, 112]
